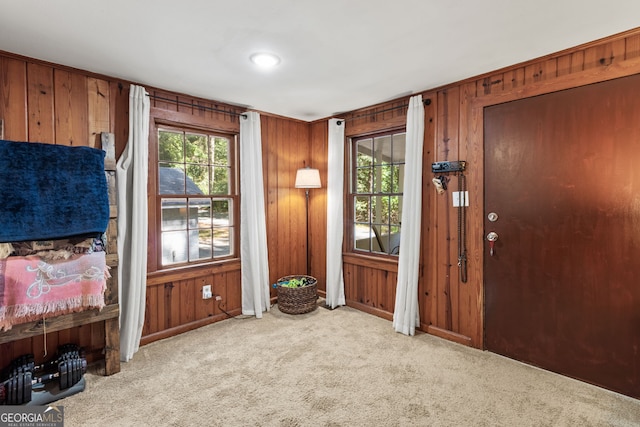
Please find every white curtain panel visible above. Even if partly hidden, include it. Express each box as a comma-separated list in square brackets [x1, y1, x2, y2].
[393, 95, 425, 335]
[326, 118, 346, 309]
[117, 84, 150, 361]
[239, 111, 271, 317]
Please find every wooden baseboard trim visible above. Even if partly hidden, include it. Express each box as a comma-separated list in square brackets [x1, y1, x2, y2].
[140, 309, 242, 346]
[345, 300, 394, 322]
[425, 325, 473, 346]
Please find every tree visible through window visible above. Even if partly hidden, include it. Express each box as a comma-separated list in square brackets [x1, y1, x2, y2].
[158, 127, 236, 266]
[351, 131, 406, 256]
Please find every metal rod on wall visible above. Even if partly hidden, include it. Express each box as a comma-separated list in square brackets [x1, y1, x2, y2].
[146, 93, 247, 118]
[336, 98, 430, 125]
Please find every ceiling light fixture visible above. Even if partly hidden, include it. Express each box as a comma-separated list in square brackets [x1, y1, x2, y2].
[250, 52, 280, 69]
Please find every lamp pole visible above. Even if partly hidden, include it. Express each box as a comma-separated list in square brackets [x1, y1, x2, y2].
[295, 166, 321, 277]
[304, 188, 311, 276]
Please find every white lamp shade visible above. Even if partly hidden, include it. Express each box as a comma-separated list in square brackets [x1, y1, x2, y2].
[295, 168, 321, 189]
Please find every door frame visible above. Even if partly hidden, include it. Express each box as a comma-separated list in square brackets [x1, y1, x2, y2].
[467, 56, 640, 350]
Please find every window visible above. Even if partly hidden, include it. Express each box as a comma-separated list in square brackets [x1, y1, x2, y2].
[351, 130, 406, 256]
[157, 127, 237, 267]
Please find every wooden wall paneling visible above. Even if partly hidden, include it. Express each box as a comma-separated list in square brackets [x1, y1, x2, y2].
[195, 274, 212, 319]
[343, 262, 354, 301]
[365, 267, 378, 308]
[376, 270, 385, 310]
[225, 270, 242, 312]
[419, 93, 437, 329]
[570, 51, 585, 74]
[497, 67, 517, 93]
[262, 116, 309, 284]
[478, 72, 504, 96]
[87, 78, 111, 148]
[219, 272, 231, 315]
[26, 62, 55, 144]
[144, 284, 160, 336]
[583, 39, 626, 70]
[154, 283, 166, 333]
[73, 326, 92, 360]
[351, 264, 362, 305]
[169, 281, 182, 329]
[180, 278, 196, 325]
[432, 88, 460, 332]
[280, 118, 296, 278]
[30, 337, 45, 363]
[556, 53, 574, 78]
[448, 90, 464, 334]
[309, 120, 328, 290]
[110, 82, 129, 160]
[288, 119, 298, 266]
[296, 120, 310, 274]
[196, 99, 213, 120]
[349, 263, 358, 302]
[371, 268, 382, 308]
[524, 57, 557, 85]
[373, 268, 383, 309]
[625, 33, 640, 60]
[90, 321, 105, 354]
[209, 272, 224, 316]
[1, 56, 120, 373]
[5, 341, 27, 367]
[355, 265, 365, 305]
[378, 270, 396, 312]
[177, 94, 195, 115]
[344, 107, 407, 137]
[150, 90, 174, 111]
[53, 70, 88, 146]
[457, 81, 481, 346]
[263, 116, 277, 289]
[57, 328, 71, 349]
[151, 283, 164, 333]
[0, 57, 28, 140]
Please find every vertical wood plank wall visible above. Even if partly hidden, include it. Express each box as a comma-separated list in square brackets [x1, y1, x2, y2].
[3, 26, 640, 363]
[0, 53, 128, 368]
[308, 121, 328, 290]
[311, 28, 640, 348]
[261, 115, 310, 287]
[141, 91, 246, 344]
[141, 104, 313, 344]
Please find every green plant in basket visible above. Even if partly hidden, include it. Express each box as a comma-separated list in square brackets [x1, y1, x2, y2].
[280, 277, 308, 288]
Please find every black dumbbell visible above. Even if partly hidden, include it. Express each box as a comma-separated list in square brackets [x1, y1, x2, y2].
[0, 369, 33, 405]
[1, 344, 87, 404]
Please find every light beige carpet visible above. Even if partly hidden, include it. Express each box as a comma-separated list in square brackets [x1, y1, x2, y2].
[60, 302, 640, 426]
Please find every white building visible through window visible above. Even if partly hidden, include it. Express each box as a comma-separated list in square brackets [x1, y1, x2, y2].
[157, 128, 237, 266]
[351, 130, 406, 256]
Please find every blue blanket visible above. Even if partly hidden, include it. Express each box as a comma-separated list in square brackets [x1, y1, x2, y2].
[0, 140, 109, 242]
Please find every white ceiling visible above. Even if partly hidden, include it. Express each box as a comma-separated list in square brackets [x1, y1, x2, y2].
[1, 1, 640, 121]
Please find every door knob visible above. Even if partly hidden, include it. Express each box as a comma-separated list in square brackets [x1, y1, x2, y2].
[486, 232, 498, 256]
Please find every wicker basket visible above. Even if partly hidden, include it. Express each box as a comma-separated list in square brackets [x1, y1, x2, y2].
[276, 275, 318, 314]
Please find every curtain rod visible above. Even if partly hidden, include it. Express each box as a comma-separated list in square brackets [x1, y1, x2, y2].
[146, 94, 247, 119]
[336, 98, 431, 125]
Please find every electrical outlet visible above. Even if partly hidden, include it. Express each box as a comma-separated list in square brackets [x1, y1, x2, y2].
[202, 285, 212, 299]
[215, 295, 222, 301]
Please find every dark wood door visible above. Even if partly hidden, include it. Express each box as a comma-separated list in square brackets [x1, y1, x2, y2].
[484, 74, 640, 398]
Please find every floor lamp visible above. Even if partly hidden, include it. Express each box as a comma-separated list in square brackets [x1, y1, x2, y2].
[295, 166, 321, 275]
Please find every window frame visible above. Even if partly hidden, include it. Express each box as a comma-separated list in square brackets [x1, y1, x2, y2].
[152, 122, 240, 270]
[348, 127, 406, 259]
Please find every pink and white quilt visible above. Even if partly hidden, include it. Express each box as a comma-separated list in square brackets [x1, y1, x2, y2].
[0, 251, 108, 331]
